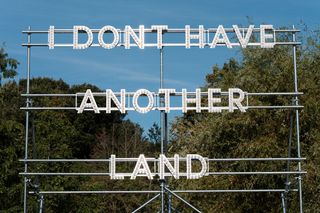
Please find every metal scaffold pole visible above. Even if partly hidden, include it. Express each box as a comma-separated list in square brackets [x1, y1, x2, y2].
[292, 25, 303, 213]
[23, 26, 31, 213]
[160, 47, 167, 213]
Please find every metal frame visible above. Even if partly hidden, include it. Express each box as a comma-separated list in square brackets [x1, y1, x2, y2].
[21, 27, 301, 48]
[21, 26, 304, 213]
[19, 91, 304, 111]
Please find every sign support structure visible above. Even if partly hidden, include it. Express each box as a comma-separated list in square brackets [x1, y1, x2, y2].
[23, 26, 31, 213]
[20, 25, 305, 213]
[292, 26, 303, 213]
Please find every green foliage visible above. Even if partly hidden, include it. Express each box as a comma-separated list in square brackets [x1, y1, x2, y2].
[1, 28, 320, 212]
[148, 122, 161, 145]
[0, 81, 24, 212]
[170, 30, 320, 212]
[0, 47, 19, 86]
[0, 76, 159, 212]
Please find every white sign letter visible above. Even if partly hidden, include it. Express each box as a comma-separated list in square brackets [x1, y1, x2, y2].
[182, 88, 201, 113]
[233, 25, 254, 48]
[185, 25, 205, 48]
[98, 25, 120, 49]
[151, 25, 168, 49]
[110, 155, 124, 179]
[73, 26, 93, 49]
[48, 26, 55, 49]
[132, 89, 154, 113]
[210, 25, 232, 48]
[125, 25, 145, 49]
[106, 89, 126, 113]
[260, 25, 275, 48]
[186, 154, 207, 179]
[208, 88, 222, 112]
[159, 154, 179, 179]
[78, 89, 100, 113]
[131, 154, 153, 180]
[228, 88, 246, 112]
[159, 89, 176, 112]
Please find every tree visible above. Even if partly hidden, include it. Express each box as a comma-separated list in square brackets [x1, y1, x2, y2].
[1, 76, 160, 212]
[169, 29, 320, 212]
[147, 122, 161, 144]
[0, 81, 24, 212]
[0, 47, 19, 87]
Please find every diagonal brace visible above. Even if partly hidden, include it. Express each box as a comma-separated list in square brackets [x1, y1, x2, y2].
[165, 187, 201, 213]
[132, 193, 160, 213]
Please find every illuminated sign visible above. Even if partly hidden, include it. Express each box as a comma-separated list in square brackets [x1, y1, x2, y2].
[109, 154, 207, 180]
[47, 25, 276, 49]
[77, 88, 246, 114]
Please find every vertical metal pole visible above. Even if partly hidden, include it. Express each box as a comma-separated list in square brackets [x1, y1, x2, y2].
[160, 46, 171, 213]
[284, 112, 294, 211]
[281, 193, 286, 213]
[23, 26, 31, 213]
[168, 192, 172, 213]
[161, 181, 165, 213]
[38, 195, 44, 213]
[160, 47, 164, 154]
[292, 25, 303, 213]
[160, 47, 165, 213]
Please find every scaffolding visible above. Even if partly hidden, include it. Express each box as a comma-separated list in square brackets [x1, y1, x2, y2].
[20, 26, 304, 212]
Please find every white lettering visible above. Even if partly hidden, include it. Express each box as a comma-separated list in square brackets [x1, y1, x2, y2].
[185, 25, 205, 48]
[151, 25, 168, 49]
[159, 89, 176, 112]
[228, 88, 246, 112]
[78, 89, 100, 113]
[130, 154, 153, 180]
[73, 26, 93, 49]
[260, 25, 275, 48]
[159, 154, 179, 179]
[186, 154, 207, 179]
[125, 25, 145, 49]
[110, 155, 124, 179]
[98, 25, 120, 49]
[182, 88, 201, 113]
[233, 25, 254, 48]
[48, 26, 55, 49]
[132, 89, 154, 113]
[210, 25, 232, 48]
[208, 88, 222, 112]
[106, 89, 126, 113]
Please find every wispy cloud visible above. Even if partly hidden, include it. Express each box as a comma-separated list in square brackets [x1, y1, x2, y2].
[13, 49, 190, 87]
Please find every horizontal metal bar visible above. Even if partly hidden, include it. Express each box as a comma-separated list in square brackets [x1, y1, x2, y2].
[21, 107, 77, 110]
[21, 92, 303, 97]
[208, 157, 306, 162]
[22, 28, 300, 34]
[29, 188, 299, 195]
[172, 189, 299, 193]
[207, 171, 306, 175]
[20, 158, 157, 162]
[21, 94, 77, 97]
[276, 42, 301, 45]
[21, 42, 302, 47]
[247, 92, 303, 96]
[21, 43, 48, 47]
[30, 190, 161, 194]
[20, 171, 306, 176]
[20, 105, 304, 111]
[21, 172, 111, 176]
[248, 106, 303, 109]
[20, 157, 306, 163]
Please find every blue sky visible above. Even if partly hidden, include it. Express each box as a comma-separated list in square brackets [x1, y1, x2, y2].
[0, 0, 319, 132]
